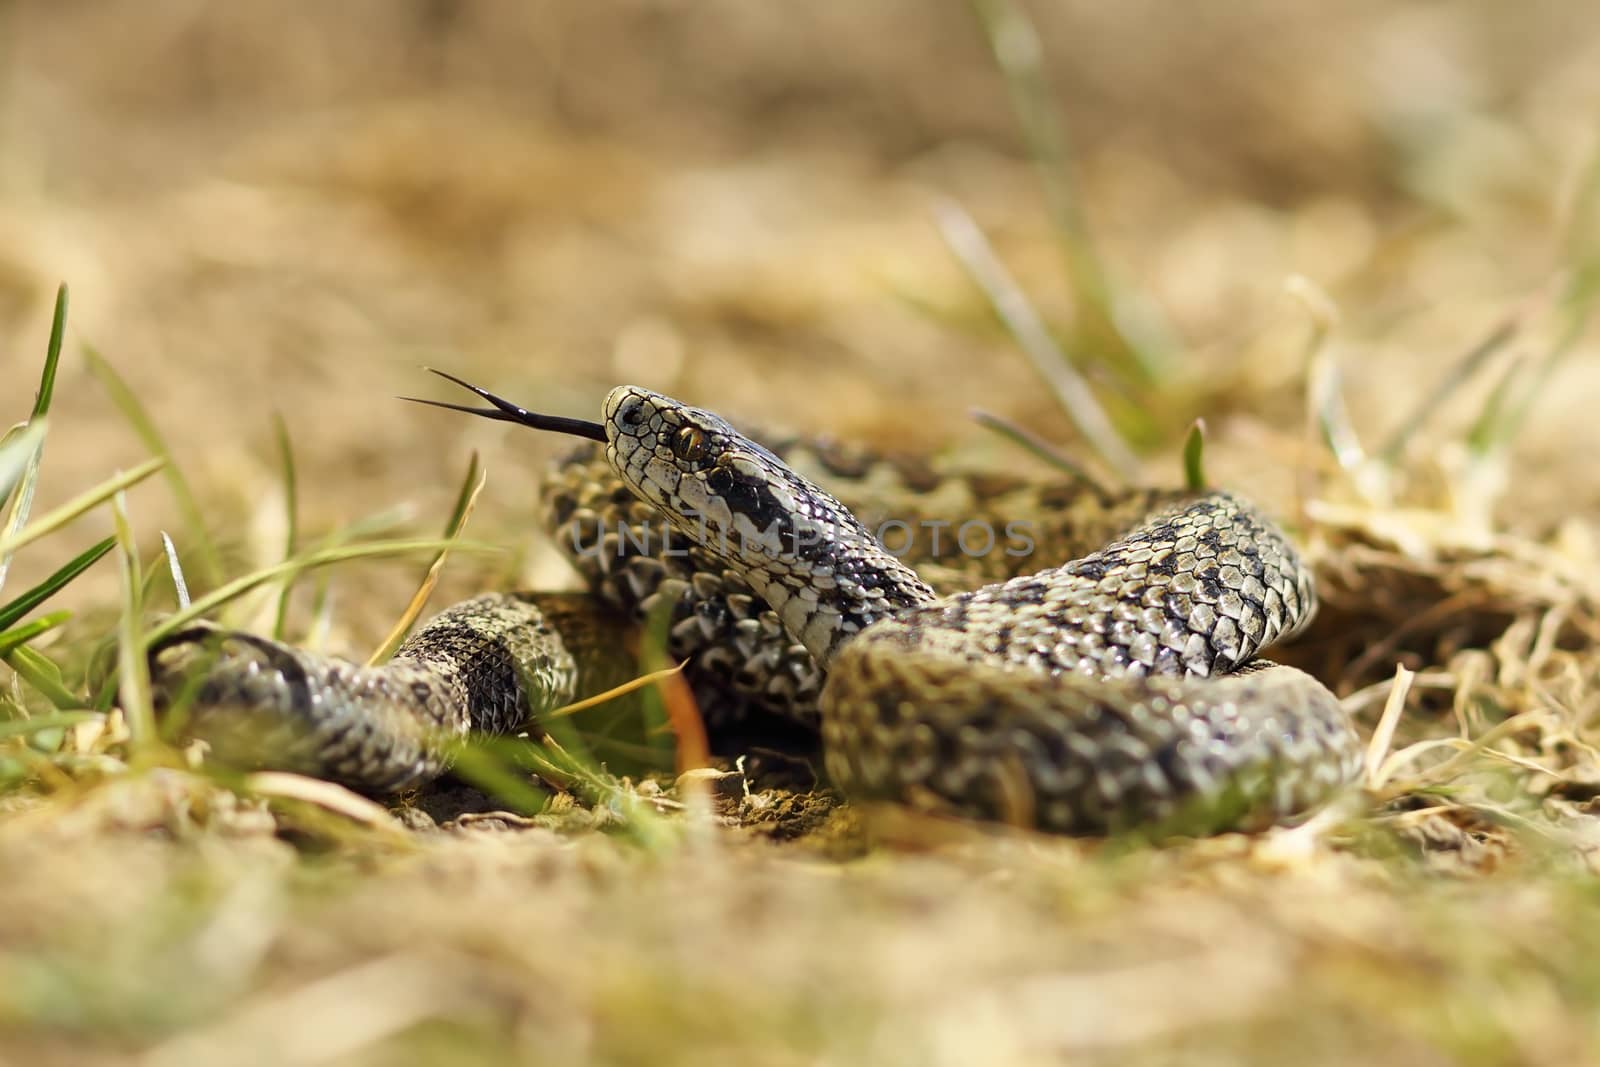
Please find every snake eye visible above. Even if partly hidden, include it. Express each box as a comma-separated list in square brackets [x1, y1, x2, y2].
[672, 425, 710, 462]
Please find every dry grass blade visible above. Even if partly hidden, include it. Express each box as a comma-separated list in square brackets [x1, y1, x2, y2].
[1379, 710, 1552, 792]
[970, 409, 1109, 490]
[366, 452, 485, 666]
[0, 422, 49, 596]
[1293, 284, 1364, 473]
[161, 531, 192, 610]
[1362, 664, 1415, 789]
[0, 421, 48, 512]
[243, 771, 411, 836]
[545, 660, 691, 719]
[935, 197, 1140, 482]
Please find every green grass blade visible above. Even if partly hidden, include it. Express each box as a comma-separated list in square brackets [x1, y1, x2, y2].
[0, 457, 166, 561]
[1465, 355, 1530, 456]
[32, 283, 68, 421]
[1473, 273, 1600, 457]
[143, 537, 498, 645]
[0, 285, 68, 592]
[0, 611, 72, 657]
[447, 741, 553, 816]
[1, 645, 82, 709]
[83, 344, 222, 587]
[110, 491, 158, 753]
[1182, 419, 1208, 491]
[269, 413, 300, 641]
[0, 711, 102, 740]
[367, 452, 484, 666]
[0, 536, 114, 632]
[1376, 313, 1519, 464]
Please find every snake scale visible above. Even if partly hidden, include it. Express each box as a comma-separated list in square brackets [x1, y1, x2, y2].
[149, 374, 1363, 835]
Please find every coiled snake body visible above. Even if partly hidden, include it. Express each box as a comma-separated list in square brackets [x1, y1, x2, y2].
[151, 376, 1362, 835]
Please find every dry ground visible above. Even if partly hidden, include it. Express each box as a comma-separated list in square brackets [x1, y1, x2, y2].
[3, 4, 1600, 1065]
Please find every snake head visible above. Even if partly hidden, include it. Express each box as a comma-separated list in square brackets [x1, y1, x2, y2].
[407, 370, 861, 565]
[601, 385, 860, 567]
[597, 385, 935, 657]
[409, 372, 933, 658]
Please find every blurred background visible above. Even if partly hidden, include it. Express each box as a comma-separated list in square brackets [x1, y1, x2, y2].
[8, 9, 1600, 1064]
[3, 1, 1598, 610]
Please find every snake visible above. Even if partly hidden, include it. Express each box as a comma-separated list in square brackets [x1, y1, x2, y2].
[148, 372, 1363, 835]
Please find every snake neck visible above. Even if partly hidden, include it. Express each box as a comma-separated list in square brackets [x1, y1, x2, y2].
[646, 465, 939, 668]
[737, 533, 937, 670]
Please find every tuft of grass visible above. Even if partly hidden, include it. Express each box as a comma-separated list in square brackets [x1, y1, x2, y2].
[0, 287, 167, 732]
[1469, 139, 1600, 457]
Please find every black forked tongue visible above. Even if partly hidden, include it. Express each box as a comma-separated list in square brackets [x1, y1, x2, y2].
[401, 368, 607, 442]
